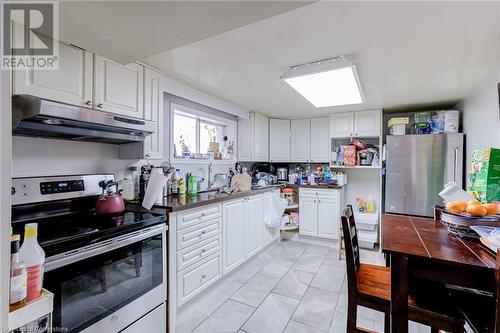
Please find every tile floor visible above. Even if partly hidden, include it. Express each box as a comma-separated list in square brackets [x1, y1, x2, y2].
[175, 239, 435, 333]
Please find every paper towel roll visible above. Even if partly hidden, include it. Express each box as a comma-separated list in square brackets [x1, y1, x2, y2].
[142, 168, 167, 210]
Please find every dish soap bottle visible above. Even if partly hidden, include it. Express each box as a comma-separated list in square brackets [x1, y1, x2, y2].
[366, 193, 375, 213]
[10, 234, 27, 311]
[188, 175, 198, 196]
[19, 223, 45, 302]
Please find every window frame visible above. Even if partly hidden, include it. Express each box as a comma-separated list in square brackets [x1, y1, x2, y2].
[169, 103, 237, 162]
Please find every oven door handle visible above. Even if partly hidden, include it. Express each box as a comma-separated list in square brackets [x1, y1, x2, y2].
[45, 224, 168, 272]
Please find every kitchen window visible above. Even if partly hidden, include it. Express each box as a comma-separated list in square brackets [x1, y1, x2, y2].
[171, 104, 236, 160]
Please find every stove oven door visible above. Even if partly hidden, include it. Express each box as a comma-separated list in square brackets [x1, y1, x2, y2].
[43, 224, 167, 333]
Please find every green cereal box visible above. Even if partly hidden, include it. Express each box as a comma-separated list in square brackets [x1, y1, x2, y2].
[467, 148, 500, 203]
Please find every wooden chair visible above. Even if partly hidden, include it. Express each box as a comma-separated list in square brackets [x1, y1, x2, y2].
[341, 205, 466, 333]
[448, 249, 500, 333]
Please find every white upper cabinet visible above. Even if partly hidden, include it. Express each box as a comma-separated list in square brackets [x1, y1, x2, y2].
[253, 113, 269, 161]
[310, 117, 330, 162]
[237, 115, 253, 161]
[330, 110, 380, 138]
[269, 119, 290, 162]
[13, 42, 93, 107]
[290, 119, 311, 162]
[94, 56, 144, 118]
[354, 110, 381, 137]
[237, 112, 268, 162]
[143, 68, 165, 159]
[330, 112, 354, 138]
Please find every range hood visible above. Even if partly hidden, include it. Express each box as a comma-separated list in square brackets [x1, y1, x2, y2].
[12, 95, 155, 144]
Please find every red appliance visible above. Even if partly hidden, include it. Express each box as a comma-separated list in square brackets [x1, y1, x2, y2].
[96, 180, 125, 215]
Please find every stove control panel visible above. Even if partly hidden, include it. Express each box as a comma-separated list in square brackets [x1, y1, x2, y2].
[12, 174, 114, 206]
[40, 180, 85, 195]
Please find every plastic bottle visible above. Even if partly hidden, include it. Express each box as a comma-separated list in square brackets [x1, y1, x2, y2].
[10, 234, 27, 311]
[171, 169, 181, 195]
[19, 223, 45, 302]
[128, 166, 139, 200]
[366, 193, 375, 213]
[188, 175, 198, 196]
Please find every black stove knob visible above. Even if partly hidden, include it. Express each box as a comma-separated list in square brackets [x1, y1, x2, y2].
[11, 187, 16, 195]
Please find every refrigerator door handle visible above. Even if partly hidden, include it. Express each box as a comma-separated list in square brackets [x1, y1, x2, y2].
[453, 146, 459, 183]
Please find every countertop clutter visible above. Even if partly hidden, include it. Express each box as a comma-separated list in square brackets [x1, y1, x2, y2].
[155, 185, 283, 212]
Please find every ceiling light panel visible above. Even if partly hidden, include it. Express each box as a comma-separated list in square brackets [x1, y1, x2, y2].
[281, 57, 364, 108]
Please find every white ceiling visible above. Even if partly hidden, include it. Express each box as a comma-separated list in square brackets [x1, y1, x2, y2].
[58, 1, 312, 64]
[144, 1, 500, 118]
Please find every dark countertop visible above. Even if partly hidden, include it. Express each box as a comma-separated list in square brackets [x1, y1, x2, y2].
[285, 184, 344, 189]
[152, 185, 284, 212]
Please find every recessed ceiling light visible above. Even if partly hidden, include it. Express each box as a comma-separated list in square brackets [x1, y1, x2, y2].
[281, 56, 364, 108]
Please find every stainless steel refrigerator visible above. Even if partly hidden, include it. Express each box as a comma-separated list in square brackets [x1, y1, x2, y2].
[384, 134, 464, 217]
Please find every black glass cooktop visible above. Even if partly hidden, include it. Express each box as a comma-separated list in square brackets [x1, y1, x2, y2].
[12, 207, 166, 257]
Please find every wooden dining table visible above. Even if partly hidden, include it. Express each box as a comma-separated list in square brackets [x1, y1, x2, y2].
[382, 213, 497, 333]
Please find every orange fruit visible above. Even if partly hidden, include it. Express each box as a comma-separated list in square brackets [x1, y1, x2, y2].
[446, 201, 465, 213]
[482, 203, 499, 215]
[466, 204, 487, 217]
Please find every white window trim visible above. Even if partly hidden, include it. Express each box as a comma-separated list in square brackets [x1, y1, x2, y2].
[169, 103, 237, 162]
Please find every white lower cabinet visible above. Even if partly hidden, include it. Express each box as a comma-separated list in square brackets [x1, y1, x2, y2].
[317, 198, 340, 238]
[172, 191, 279, 310]
[299, 188, 344, 239]
[177, 252, 222, 306]
[222, 199, 246, 274]
[245, 195, 263, 258]
[299, 197, 318, 236]
[222, 194, 265, 274]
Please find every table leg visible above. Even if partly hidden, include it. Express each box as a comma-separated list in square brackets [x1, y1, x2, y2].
[391, 254, 408, 333]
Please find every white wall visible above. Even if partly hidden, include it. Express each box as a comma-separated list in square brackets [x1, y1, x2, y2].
[12, 137, 233, 185]
[457, 71, 500, 169]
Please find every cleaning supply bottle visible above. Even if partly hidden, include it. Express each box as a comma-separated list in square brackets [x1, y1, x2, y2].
[366, 193, 375, 213]
[171, 169, 182, 196]
[10, 234, 27, 311]
[19, 223, 45, 302]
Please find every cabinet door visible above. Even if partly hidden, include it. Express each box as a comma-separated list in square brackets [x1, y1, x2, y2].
[14, 43, 93, 107]
[94, 56, 144, 118]
[310, 117, 330, 162]
[269, 119, 290, 162]
[143, 68, 165, 159]
[254, 113, 269, 162]
[317, 198, 339, 239]
[290, 119, 311, 162]
[330, 112, 354, 138]
[354, 110, 381, 137]
[237, 114, 253, 161]
[299, 197, 317, 236]
[222, 200, 246, 274]
[245, 195, 263, 258]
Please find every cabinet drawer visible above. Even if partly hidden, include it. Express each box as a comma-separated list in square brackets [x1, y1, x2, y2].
[177, 252, 222, 306]
[299, 188, 340, 199]
[177, 218, 222, 250]
[177, 235, 222, 271]
[177, 204, 221, 230]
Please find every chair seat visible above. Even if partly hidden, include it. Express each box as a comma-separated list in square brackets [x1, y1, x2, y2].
[356, 263, 465, 331]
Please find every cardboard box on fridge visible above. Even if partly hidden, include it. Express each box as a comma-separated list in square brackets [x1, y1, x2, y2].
[467, 148, 500, 203]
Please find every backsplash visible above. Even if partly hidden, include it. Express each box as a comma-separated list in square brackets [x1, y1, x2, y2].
[12, 137, 233, 183]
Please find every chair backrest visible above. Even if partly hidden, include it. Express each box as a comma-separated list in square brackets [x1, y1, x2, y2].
[341, 205, 360, 297]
